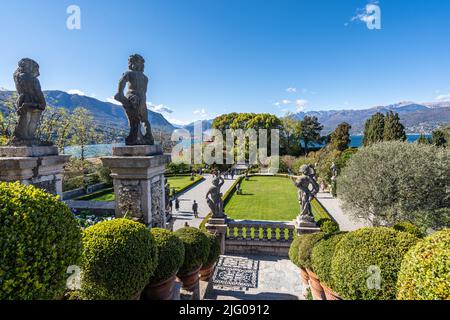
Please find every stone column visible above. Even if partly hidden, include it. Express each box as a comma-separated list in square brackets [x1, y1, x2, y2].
[0, 146, 70, 198]
[101, 145, 170, 228]
[206, 217, 228, 255]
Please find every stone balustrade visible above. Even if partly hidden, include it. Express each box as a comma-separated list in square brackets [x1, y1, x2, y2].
[225, 220, 295, 257]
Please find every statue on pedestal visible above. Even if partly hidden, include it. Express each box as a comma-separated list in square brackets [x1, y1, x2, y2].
[294, 164, 320, 226]
[206, 171, 225, 219]
[114, 54, 154, 146]
[10, 58, 50, 147]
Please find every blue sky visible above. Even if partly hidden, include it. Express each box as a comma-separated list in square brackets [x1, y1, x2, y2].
[1, 0, 450, 125]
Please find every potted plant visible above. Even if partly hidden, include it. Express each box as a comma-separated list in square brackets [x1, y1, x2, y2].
[289, 235, 309, 287]
[330, 227, 419, 300]
[311, 232, 347, 300]
[80, 219, 158, 300]
[175, 227, 210, 290]
[200, 232, 221, 281]
[297, 233, 326, 300]
[141, 228, 185, 300]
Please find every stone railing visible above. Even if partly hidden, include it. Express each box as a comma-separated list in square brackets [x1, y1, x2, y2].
[225, 220, 295, 257]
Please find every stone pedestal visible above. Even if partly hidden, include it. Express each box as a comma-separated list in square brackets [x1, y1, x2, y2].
[0, 146, 70, 198]
[295, 217, 321, 235]
[206, 217, 228, 255]
[101, 145, 171, 228]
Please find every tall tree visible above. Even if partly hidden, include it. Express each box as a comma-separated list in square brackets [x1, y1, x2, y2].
[331, 122, 352, 151]
[281, 113, 302, 156]
[431, 129, 448, 147]
[69, 107, 101, 161]
[363, 112, 385, 146]
[417, 134, 430, 145]
[301, 116, 323, 156]
[384, 111, 406, 142]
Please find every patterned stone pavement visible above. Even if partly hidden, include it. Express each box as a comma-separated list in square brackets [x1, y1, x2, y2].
[206, 254, 305, 300]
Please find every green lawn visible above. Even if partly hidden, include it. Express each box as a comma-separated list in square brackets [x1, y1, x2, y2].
[81, 175, 202, 202]
[225, 176, 299, 221]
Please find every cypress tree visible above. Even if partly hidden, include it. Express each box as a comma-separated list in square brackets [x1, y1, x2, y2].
[331, 122, 352, 151]
[384, 111, 406, 141]
[363, 112, 385, 146]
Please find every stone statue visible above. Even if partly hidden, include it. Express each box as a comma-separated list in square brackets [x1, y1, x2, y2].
[294, 164, 320, 226]
[11, 58, 49, 146]
[114, 54, 154, 146]
[331, 162, 338, 179]
[206, 171, 225, 219]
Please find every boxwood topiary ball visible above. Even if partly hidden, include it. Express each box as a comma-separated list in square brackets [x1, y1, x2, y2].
[289, 235, 306, 268]
[330, 227, 418, 300]
[203, 232, 221, 267]
[397, 229, 450, 300]
[81, 219, 158, 300]
[297, 232, 326, 270]
[393, 221, 425, 238]
[311, 232, 347, 287]
[149, 228, 185, 283]
[175, 227, 210, 276]
[0, 182, 82, 300]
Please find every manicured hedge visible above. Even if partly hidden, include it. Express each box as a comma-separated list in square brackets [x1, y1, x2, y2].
[204, 232, 221, 267]
[311, 233, 347, 287]
[0, 182, 82, 300]
[175, 227, 210, 276]
[289, 236, 304, 268]
[81, 219, 158, 300]
[393, 221, 425, 238]
[317, 218, 340, 235]
[297, 232, 326, 269]
[397, 229, 450, 300]
[330, 227, 418, 300]
[149, 228, 185, 283]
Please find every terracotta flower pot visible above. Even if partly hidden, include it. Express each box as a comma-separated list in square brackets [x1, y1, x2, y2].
[321, 283, 342, 301]
[177, 266, 202, 290]
[141, 275, 177, 300]
[306, 268, 325, 300]
[200, 263, 215, 281]
[300, 268, 310, 287]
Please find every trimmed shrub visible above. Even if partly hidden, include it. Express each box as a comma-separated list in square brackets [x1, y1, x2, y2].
[319, 219, 340, 235]
[149, 228, 185, 283]
[289, 236, 304, 268]
[330, 227, 418, 300]
[175, 227, 210, 275]
[393, 221, 425, 238]
[0, 182, 82, 300]
[297, 232, 326, 270]
[311, 233, 347, 287]
[397, 229, 450, 300]
[81, 219, 158, 300]
[204, 232, 221, 267]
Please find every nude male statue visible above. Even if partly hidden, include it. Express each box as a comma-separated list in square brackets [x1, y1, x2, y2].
[114, 54, 154, 145]
[294, 164, 320, 225]
[206, 171, 225, 219]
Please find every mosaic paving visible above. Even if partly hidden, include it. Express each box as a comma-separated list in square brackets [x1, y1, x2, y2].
[213, 256, 259, 289]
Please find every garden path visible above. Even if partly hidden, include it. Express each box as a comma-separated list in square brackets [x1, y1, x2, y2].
[171, 174, 238, 231]
[316, 192, 368, 231]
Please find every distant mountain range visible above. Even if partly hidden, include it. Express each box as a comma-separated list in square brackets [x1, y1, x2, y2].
[0, 90, 176, 133]
[293, 101, 450, 134]
[1, 90, 449, 135]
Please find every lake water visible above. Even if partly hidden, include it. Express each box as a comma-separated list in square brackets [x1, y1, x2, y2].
[64, 135, 429, 159]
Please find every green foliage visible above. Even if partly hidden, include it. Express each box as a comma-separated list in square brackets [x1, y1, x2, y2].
[0, 182, 82, 300]
[204, 232, 221, 266]
[363, 112, 385, 146]
[166, 162, 191, 174]
[281, 114, 303, 156]
[81, 219, 158, 300]
[301, 116, 324, 155]
[149, 228, 185, 283]
[289, 236, 305, 268]
[297, 232, 326, 269]
[330, 227, 418, 300]
[338, 141, 450, 228]
[416, 134, 430, 145]
[393, 221, 425, 238]
[319, 219, 340, 235]
[383, 111, 407, 142]
[311, 233, 347, 287]
[397, 229, 450, 300]
[431, 129, 448, 147]
[69, 107, 103, 161]
[330, 122, 352, 151]
[175, 227, 210, 275]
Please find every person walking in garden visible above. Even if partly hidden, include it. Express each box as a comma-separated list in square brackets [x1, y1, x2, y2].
[192, 200, 199, 218]
[175, 198, 180, 212]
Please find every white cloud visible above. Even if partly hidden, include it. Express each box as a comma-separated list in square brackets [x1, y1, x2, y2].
[106, 97, 122, 105]
[67, 89, 86, 96]
[347, 1, 380, 27]
[295, 99, 308, 112]
[436, 94, 450, 102]
[147, 103, 173, 114]
[286, 87, 297, 93]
